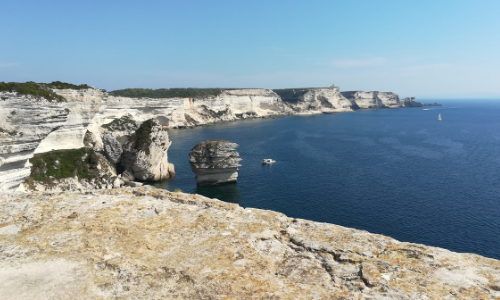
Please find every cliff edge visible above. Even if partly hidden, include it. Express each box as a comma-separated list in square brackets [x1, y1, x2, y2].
[1, 187, 499, 299]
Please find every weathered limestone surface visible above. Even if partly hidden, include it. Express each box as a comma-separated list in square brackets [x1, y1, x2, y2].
[121, 121, 175, 181]
[0, 187, 499, 299]
[190, 140, 242, 186]
[102, 133, 122, 165]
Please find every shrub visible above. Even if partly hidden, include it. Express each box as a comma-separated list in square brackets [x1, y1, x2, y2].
[127, 119, 157, 155]
[0, 81, 66, 102]
[27, 148, 102, 182]
[45, 81, 90, 90]
[101, 115, 138, 131]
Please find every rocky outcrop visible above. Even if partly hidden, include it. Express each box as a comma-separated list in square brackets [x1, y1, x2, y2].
[189, 140, 241, 186]
[120, 119, 175, 181]
[341, 91, 402, 109]
[102, 133, 122, 165]
[401, 97, 424, 107]
[1, 186, 499, 299]
[275, 85, 353, 114]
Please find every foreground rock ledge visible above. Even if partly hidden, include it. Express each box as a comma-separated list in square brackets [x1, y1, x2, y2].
[1, 188, 499, 299]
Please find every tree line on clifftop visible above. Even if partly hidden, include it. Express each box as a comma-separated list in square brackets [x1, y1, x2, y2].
[0, 81, 90, 102]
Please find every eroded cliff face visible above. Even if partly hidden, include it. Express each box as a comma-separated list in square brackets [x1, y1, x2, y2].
[0, 92, 69, 191]
[1, 187, 499, 299]
[278, 86, 354, 114]
[93, 88, 290, 130]
[35, 88, 106, 154]
[341, 91, 402, 109]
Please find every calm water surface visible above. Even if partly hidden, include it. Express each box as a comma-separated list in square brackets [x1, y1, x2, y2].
[150, 100, 500, 259]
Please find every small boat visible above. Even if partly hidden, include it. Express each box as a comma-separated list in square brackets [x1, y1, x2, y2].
[423, 108, 429, 111]
[438, 113, 442, 121]
[262, 159, 276, 164]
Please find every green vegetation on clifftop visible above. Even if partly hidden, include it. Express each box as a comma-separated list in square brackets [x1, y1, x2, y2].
[26, 148, 103, 183]
[127, 119, 157, 155]
[109, 88, 230, 98]
[0, 81, 66, 102]
[45, 81, 91, 90]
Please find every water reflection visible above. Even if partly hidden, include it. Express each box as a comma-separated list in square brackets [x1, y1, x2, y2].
[147, 180, 241, 204]
[194, 183, 241, 204]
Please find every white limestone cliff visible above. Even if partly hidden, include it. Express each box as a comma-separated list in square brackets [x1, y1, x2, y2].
[0, 93, 69, 191]
[280, 86, 354, 114]
[341, 91, 401, 109]
[35, 88, 106, 153]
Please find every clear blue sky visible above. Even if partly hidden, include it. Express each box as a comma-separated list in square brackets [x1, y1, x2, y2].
[1, 0, 499, 98]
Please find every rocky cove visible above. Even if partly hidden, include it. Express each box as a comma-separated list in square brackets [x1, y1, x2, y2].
[3, 82, 499, 299]
[0, 83, 421, 193]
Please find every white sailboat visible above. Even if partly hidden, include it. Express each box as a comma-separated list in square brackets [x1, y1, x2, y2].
[438, 113, 442, 121]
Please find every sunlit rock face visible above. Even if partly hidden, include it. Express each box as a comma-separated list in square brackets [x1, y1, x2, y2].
[341, 91, 401, 109]
[189, 140, 242, 186]
[92, 88, 291, 130]
[121, 120, 175, 181]
[0, 92, 69, 192]
[278, 86, 354, 114]
[34, 88, 106, 154]
[1, 187, 499, 299]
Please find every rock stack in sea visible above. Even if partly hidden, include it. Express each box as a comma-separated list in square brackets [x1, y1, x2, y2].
[189, 140, 242, 186]
[121, 119, 175, 181]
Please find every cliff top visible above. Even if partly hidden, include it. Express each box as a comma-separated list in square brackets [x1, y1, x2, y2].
[1, 187, 499, 299]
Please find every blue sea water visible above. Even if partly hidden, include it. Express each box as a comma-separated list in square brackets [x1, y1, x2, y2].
[150, 100, 500, 260]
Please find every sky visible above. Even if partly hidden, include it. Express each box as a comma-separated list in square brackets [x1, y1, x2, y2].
[1, 0, 499, 98]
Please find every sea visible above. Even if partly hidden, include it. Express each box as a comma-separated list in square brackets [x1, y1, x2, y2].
[149, 100, 500, 260]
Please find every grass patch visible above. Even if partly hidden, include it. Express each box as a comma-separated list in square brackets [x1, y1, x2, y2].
[109, 88, 234, 98]
[27, 148, 102, 183]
